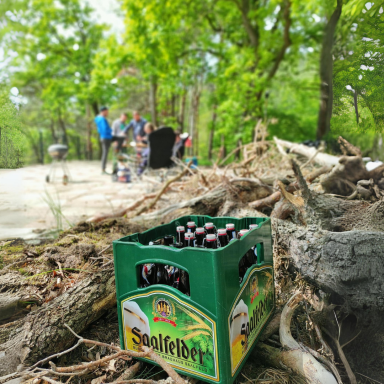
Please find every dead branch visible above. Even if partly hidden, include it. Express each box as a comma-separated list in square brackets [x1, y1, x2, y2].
[135, 163, 192, 216]
[87, 193, 158, 223]
[322, 325, 358, 384]
[338, 136, 362, 156]
[142, 346, 187, 384]
[279, 292, 338, 383]
[305, 166, 332, 183]
[110, 380, 157, 384]
[249, 191, 281, 210]
[116, 362, 141, 382]
[291, 159, 311, 202]
[274, 137, 339, 166]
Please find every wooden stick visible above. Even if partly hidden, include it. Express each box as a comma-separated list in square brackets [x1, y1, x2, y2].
[141, 347, 187, 384]
[136, 163, 192, 216]
[87, 193, 158, 223]
[116, 362, 142, 382]
[110, 380, 157, 384]
[249, 191, 281, 210]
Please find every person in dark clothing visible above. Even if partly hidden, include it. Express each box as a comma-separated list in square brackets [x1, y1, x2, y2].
[94, 106, 112, 174]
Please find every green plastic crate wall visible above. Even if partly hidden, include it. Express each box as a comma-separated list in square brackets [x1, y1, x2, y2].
[113, 215, 275, 384]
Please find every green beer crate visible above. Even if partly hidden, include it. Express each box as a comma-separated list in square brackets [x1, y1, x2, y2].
[113, 215, 275, 384]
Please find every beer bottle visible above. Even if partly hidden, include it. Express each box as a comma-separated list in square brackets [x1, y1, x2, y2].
[170, 242, 184, 249]
[195, 227, 205, 246]
[155, 264, 169, 285]
[184, 232, 195, 247]
[204, 234, 218, 249]
[164, 235, 174, 246]
[172, 268, 180, 289]
[217, 228, 229, 247]
[179, 269, 190, 296]
[226, 223, 237, 240]
[176, 226, 185, 244]
[204, 222, 216, 234]
[149, 239, 162, 245]
[238, 229, 249, 238]
[141, 263, 155, 287]
[249, 224, 258, 230]
[187, 221, 196, 233]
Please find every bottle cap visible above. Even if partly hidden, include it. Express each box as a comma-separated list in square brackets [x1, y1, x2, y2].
[249, 224, 258, 230]
[187, 221, 196, 227]
[226, 223, 235, 229]
[185, 232, 195, 239]
[206, 234, 217, 241]
[239, 229, 249, 237]
[177, 226, 185, 232]
[217, 228, 227, 235]
[205, 222, 214, 229]
[195, 227, 205, 234]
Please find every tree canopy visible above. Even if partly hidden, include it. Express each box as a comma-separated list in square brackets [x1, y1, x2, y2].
[0, 0, 383, 166]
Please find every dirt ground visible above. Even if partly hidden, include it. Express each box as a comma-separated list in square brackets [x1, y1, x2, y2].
[0, 160, 152, 240]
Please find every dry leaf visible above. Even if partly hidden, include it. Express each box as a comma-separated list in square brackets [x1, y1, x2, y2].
[107, 359, 116, 372]
[91, 374, 106, 384]
[96, 351, 101, 361]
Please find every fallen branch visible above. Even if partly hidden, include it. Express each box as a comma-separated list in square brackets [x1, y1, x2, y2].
[274, 137, 340, 167]
[87, 193, 158, 223]
[249, 191, 281, 210]
[142, 346, 187, 384]
[135, 163, 192, 216]
[279, 292, 338, 383]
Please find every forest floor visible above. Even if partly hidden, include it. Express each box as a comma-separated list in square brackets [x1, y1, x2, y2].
[0, 160, 152, 241]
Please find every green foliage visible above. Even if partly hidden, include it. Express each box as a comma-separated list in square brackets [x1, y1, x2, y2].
[3, 0, 380, 165]
[0, 89, 25, 168]
[331, 0, 384, 152]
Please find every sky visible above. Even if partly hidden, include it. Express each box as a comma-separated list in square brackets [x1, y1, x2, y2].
[87, 0, 125, 35]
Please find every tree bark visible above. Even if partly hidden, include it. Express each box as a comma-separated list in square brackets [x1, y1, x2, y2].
[0, 270, 116, 376]
[275, 219, 384, 380]
[316, 0, 343, 140]
[208, 107, 217, 160]
[178, 88, 187, 129]
[86, 103, 93, 160]
[149, 76, 158, 126]
[353, 89, 359, 124]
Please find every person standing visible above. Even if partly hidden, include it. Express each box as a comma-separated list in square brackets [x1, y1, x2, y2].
[123, 111, 147, 142]
[94, 106, 112, 174]
[112, 113, 128, 152]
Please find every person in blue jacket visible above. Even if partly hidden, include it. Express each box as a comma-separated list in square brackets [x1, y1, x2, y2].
[94, 106, 112, 174]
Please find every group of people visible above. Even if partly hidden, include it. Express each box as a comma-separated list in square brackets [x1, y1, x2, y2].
[94, 106, 184, 175]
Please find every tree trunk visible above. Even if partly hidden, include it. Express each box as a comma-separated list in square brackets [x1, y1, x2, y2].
[192, 89, 200, 157]
[86, 104, 93, 160]
[149, 76, 158, 126]
[208, 107, 217, 160]
[0, 270, 116, 376]
[49, 119, 58, 144]
[57, 109, 68, 146]
[353, 89, 359, 124]
[178, 88, 187, 129]
[316, 0, 343, 140]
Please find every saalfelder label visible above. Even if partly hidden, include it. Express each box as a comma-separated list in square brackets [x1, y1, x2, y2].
[122, 291, 219, 381]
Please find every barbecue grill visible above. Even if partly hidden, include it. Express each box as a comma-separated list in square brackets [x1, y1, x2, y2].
[46, 144, 71, 184]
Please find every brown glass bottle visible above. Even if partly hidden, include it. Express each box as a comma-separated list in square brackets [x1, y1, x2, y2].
[187, 221, 196, 233]
[204, 234, 218, 249]
[226, 223, 237, 240]
[217, 228, 229, 247]
[184, 232, 195, 247]
[195, 227, 205, 246]
[176, 226, 185, 244]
